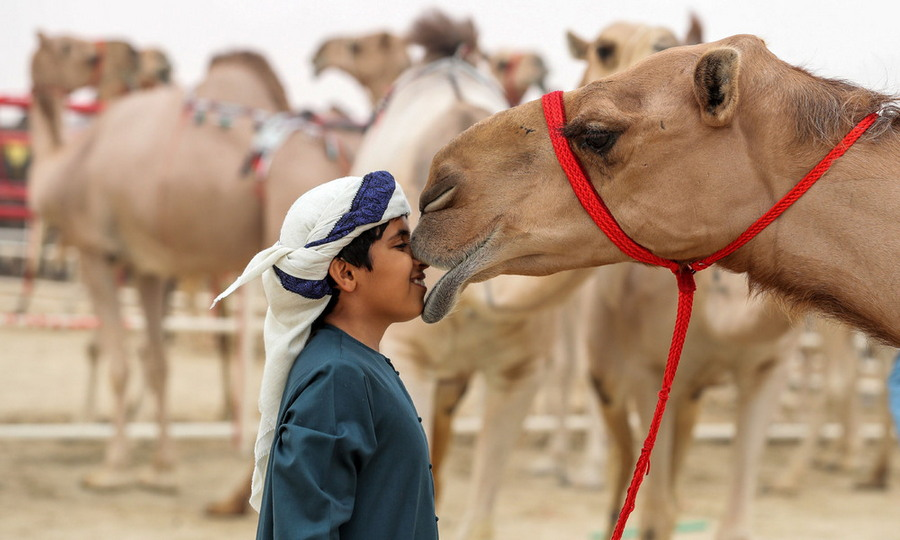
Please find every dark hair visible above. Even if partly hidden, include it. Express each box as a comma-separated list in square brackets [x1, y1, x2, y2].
[312, 222, 391, 329]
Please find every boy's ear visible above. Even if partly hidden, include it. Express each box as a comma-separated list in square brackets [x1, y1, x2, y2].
[328, 258, 358, 293]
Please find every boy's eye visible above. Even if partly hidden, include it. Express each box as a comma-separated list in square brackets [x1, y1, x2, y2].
[395, 242, 410, 251]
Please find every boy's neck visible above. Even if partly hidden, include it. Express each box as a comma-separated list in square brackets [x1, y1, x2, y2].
[323, 312, 388, 352]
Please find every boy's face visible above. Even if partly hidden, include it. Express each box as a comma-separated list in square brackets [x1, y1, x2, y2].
[357, 217, 428, 323]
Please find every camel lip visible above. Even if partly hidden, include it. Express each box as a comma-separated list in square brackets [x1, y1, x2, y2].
[420, 231, 495, 323]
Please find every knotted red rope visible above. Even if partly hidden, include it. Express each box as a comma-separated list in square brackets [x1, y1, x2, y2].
[540, 89, 877, 540]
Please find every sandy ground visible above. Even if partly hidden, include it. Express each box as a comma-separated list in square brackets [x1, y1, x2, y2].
[1, 275, 899, 540]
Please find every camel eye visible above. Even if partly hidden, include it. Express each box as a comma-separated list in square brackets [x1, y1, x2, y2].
[350, 41, 361, 55]
[596, 43, 615, 62]
[578, 129, 619, 156]
[496, 59, 509, 71]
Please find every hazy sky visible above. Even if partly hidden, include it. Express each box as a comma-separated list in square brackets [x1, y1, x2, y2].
[5, 1, 900, 121]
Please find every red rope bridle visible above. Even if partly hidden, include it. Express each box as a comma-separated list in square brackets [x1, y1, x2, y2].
[540, 89, 877, 540]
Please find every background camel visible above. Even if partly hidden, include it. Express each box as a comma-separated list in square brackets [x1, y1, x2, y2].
[771, 323, 897, 494]
[586, 264, 803, 540]
[27, 41, 365, 492]
[312, 30, 411, 108]
[22, 33, 173, 311]
[484, 49, 548, 106]
[313, 25, 548, 114]
[412, 33, 900, 348]
[566, 14, 702, 86]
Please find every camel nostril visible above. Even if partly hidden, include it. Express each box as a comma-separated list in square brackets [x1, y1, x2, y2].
[421, 185, 456, 214]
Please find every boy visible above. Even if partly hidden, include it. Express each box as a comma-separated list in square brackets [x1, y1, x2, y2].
[213, 171, 438, 539]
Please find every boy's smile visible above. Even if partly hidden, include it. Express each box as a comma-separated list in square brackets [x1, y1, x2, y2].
[358, 216, 429, 323]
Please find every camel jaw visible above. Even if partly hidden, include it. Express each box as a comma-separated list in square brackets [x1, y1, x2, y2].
[419, 232, 495, 323]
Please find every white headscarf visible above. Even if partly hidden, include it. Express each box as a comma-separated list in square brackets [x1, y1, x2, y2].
[211, 171, 411, 511]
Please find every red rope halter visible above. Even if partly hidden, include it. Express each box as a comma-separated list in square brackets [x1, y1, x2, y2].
[540, 89, 877, 540]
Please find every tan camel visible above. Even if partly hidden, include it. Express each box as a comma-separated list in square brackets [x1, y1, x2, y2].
[343, 10, 594, 540]
[28, 45, 363, 491]
[136, 48, 172, 89]
[312, 30, 411, 108]
[566, 14, 702, 86]
[484, 49, 548, 106]
[23, 33, 175, 419]
[772, 322, 897, 494]
[413, 34, 900, 348]
[584, 264, 803, 540]
[313, 24, 547, 113]
[22, 33, 172, 307]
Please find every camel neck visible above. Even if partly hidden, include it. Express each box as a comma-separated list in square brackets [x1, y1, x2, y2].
[725, 140, 900, 345]
[28, 88, 66, 160]
[362, 74, 397, 109]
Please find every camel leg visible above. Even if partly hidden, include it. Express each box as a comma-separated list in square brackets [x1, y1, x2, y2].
[81, 337, 101, 421]
[716, 357, 788, 540]
[135, 273, 178, 493]
[432, 375, 470, 502]
[633, 373, 679, 540]
[591, 375, 634, 535]
[827, 332, 863, 472]
[769, 342, 827, 495]
[16, 216, 44, 313]
[208, 275, 237, 421]
[79, 253, 135, 490]
[206, 466, 254, 517]
[670, 390, 701, 508]
[574, 379, 607, 490]
[856, 345, 897, 490]
[530, 314, 576, 484]
[454, 360, 543, 540]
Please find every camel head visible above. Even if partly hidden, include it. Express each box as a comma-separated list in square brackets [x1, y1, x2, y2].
[31, 31, 103, 93]
[407, 8, 482, 66]
[136, 48, 173, 89]
[486, 50, 548, 106]
[567, 15, 703, 86]
[311, 31, 410, 104]
[412, 34, 893, 323]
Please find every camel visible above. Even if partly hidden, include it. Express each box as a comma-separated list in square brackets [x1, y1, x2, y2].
[27, 42, 364, 491]
[566, 14, 702, 86]
[772, 322, 898, 494]
[313, 26, 547, 113]
[412, 34, 900, 348]
[136, 48, 172, 90]
[312, 30, 411, 108]
[338, 10, 594, 539]
[484, 49, 548, 106]
[583, 263, 804, 540]
[22, 33, 173, 307]
[23, 33, 176, 421]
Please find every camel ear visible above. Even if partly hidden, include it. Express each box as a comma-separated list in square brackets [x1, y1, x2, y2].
[684, 12, 703, 45]
[37, 30, 49, 48]
[693, 47, 740, 127]
[377, 31, 393, 49]
[566, 30, 588, 60]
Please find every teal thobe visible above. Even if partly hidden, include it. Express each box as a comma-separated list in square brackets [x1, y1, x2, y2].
[255, 324, 439, 540]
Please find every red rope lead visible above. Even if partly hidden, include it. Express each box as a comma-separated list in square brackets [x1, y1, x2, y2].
[540, 90, 876, 540]
[611, 267, 695, 539]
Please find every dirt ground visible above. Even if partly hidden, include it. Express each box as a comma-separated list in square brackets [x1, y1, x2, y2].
[1, 275, 899, 540]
